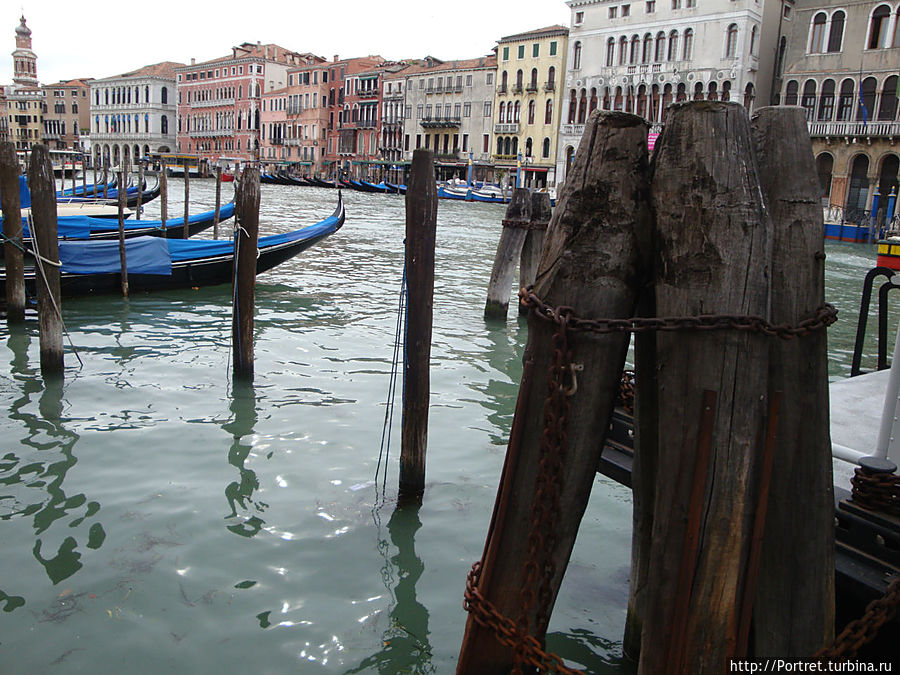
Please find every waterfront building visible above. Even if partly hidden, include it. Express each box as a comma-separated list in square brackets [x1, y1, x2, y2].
[259, 87, 288, 170]
[494, 26, 568, 188]
[557, 0, 784, 185]
[396, 54, 499, 183]
[41, 78, 91, 153]
[7, 15, 43, 151]
[380, 64, 411, 184]
[284, 56, 330, 177]
[89, 62, 182, 167]
[175, 43, 316, 166]
[0, 86, 8, 143]
[777, 0, 900, 226]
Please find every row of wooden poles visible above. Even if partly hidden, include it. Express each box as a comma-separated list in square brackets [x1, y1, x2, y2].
[0, 141, 254, 382]
[395, 103, 835, 671]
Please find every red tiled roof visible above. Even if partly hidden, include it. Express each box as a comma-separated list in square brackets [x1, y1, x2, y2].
[390, 55, 497, 77]
[499, 25, 569, 42]
[101, 61, 184, 81]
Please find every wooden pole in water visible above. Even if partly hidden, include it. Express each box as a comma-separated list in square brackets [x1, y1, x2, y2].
[27, 145, 64, 377]
[213, 165, 222, 239]
[518, 191, 552, 315]
[636, 101, 772, 675]
[135, 162, 144, 220]
[160, 160, 168, 230]
[92, 159, 97, 198]
[183, 158, 190, 238]
[458, 111, 652, 672]
[103, 159, 109, 199]
[232, 167, 260, 381]
[0, 141, 26, 321]
[399, 148, 438, 500]
[81, 153, 87, 196]
[483, 188, 531, 320]
[749, 106, 834, 657]
[117, 170, 129, 298]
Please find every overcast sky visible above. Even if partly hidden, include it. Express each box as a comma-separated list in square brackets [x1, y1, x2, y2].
[4, 1, 572, 85]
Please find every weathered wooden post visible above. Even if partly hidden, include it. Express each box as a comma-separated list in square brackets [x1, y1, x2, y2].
[117, 170, 129, 297]
[232, 167, 260, 381]
[636, 101, 772, 674]
[399, 148, 438, 501]
[81, 154, 87, 196]
[213, 165, 222, 239]
[484, 188, 531, 320]
[27, 145, 64, 377]
[103, 158, 109, 199]
[518, 191, 552, 314]
[183, 158, 190, 238]
[160, 161, 168, 230]
[92, 159, 97, 197]
[459, 111, 652, 672]
[135, 162, 144, 220]
[750, 106, 835, 656]
[0, 142, 26, 321]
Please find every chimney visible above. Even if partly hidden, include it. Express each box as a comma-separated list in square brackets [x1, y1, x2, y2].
[191, 57, 195, 65]
[334, 54, 339, 62]
[264, 45, 269, 59]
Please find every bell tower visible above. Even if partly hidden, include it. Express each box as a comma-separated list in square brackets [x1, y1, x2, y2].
[12, 15, 38, 89]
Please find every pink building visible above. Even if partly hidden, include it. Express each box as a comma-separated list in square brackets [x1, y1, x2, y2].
[284, 56, 329, 177]
[175, 43, 319, 166]
[259, 87, 288, 170]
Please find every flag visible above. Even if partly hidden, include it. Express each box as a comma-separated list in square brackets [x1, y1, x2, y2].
[858, 70, 868, 128]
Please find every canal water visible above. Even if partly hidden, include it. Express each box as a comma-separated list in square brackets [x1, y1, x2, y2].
[0, 179, 891, 673]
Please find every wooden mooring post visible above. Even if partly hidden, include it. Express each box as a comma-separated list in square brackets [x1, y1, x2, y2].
[92, 160, 97, 198]
[399, 148, 437, 500]
[483, 188, 531, 320]
[103, 159, 109, 199]
[81, 153, 87, 197]
[135, 162, 144, 220]
[117, 170, 129, 297]
[160, 161, 168, 230]
[213, 166, 222, 239]
[458, 111, 652, 672]
[27, 145, 64, 377]
[232, 167, 260, 382]
[0, 141, 26, 321]
[749, 106, 834, 656]
[518, 191, 552, 315]
[183, 158, 190, 238]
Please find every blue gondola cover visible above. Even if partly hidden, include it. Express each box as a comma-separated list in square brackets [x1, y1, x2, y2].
[59, 236, 172, 275]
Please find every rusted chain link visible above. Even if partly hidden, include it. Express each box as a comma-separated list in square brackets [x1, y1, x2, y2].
[464, 562, 583, 675]
[519, 287, 838, 339]
[816, 575, 900, 661]
[503, 218, 530, 229]
[850, 469, 900, 516]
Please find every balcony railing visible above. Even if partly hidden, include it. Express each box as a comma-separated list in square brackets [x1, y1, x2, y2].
[357, 89, 379, 99]
[356, 119, 377, 129]
[497, 85, 508, 95]
[434, 151, 460, 161]
[494, 122, 520, 134]
[187, 129, 232, 138]
[192, 98, 235, 109]
[808, 120, 900, 138]
[422, 116, 461, 128]
[561, 124, 585, 136]
[543, 82, 556, 92]
[512, 85, 523, 94]
[270, 138, 284, 145]
[526, 83, 538, 93]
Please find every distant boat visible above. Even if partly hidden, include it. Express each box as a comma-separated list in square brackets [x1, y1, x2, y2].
[3, 194, 344, 297]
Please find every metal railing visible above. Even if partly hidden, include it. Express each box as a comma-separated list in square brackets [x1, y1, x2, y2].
[494, 122, 520, 134]
[808, 120, 900, 138]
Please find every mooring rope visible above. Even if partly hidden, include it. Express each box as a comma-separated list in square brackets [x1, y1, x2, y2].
[375, 258, 407, 500]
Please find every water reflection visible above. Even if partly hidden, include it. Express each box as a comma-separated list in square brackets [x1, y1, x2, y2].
[345, 502, 434, 674]
[223, 381, 266, 537]
[2, 325, 104, 588]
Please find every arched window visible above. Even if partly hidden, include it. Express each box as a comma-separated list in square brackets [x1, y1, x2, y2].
[542, 137, 551, 159]
[801, 80, 817, 120]
[683, 29, 694, 60]
[655, 32, 666, 62]
[525, 137, 533, 157]
[725, 24, 739, 58]
[879, 76, 899, 120]
[568, 90, 577, 123]
[858, 77, 877, 121]
[828, 11, 845, 52]
[530, 68, 538, 90]
[630, 35, 640, 64]
[810, 12, 827, 52]
[511, 137, 518, 156]
[573, 41, 582, 70]
[837, 79, 855, 120]
[846, 154, 870, 216]
[528, 99, 536, 124]
[707, 81, 718, 101]
[547, 66, 556, 88]
[643, 33, 653, 63]
[607, 38, 616, 66]
[499, 101, 506, 122]
[589, 87, 598, 113]
[619, 36, 628, 65]
[869, 4, 892, 48]
[693, 82, 704, 101]
[545, 99, 553, 124]
[676, 82, 687, 102]
[722, 81, 731, 102]
[668, 31, 679, 61]
[161, 87, 168, 104]
[785, 80, 799, 105]
[501, 70, 508, 92]
[515, 69, 524, 91]
[161, 115, 168, 134]
[577, 89, 587, 123]
[614, 86, 624, 110]
[514, 101, 520, 123]
[816, 153, 834, 198]
[750, 26, 758, 56]
[818, 79, 836, 121]
[497, 137, 504, 155]
[743, 82, 755, 110]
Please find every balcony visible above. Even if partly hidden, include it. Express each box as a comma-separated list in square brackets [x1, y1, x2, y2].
[512, 85, 523, 95]
[421, 116, 461, 128]
[561, 124, 585, 137]
[270, 137, 284, 145]
[357, 89, 379, 99]
[543, 82, 556, 92]
[494, 122, 520, 134]
[526, 83, 538, 93]
[187, 129, 232, 138]
[808, 120, 900, 139]
[434, 151, 460, 162]
[192, 98, 235, 109]
[497, 85, 508, 95]
[356, 119, 378, 129]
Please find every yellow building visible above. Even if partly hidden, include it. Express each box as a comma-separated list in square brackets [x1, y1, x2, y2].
[493, 25, 568, 188]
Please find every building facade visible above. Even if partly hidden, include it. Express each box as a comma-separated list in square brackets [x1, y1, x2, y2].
[42, 78, 91, 152]
[175, 43, 315, 165]
[89, 62, 182, 167]
[778, 0, 900, 226]
[7, 16, 43, 151]
[494, 26, 569, 188]
[557, 0, 784, 185]
[259, 87, 288, 167]
[284, 57, 330, 177]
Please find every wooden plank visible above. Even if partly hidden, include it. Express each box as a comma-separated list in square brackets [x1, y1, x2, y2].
[0, 142, 26, 321]
[484, 188, 531, 320]
[232, 167, 260, 381]
[750, 105, 835, 656]
[117, 170, 128, 297]
[458, 111, 651, 672]
[400, 149, 438, 500]
[638, 101, 772, 675]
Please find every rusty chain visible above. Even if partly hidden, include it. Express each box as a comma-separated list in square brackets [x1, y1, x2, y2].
[519, 287, 838, 339]
[816, 575, 900, 661]
[851, 468, 900, 517]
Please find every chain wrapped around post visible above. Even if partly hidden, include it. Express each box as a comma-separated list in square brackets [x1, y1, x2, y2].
[462, 286, 840, 672]
[815, 576, 900, 661]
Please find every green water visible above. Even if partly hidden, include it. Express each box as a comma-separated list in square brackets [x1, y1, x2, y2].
[0, 181, 890, 673]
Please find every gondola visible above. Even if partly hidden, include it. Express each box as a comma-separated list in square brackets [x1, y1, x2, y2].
[3, 194, 344, 298]
[309, 178, 336, 189]
[57, 177, 163, 209]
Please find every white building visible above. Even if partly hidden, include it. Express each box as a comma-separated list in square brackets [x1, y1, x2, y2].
[89, 61, 182, 168]
[557, 0, 786, 184]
